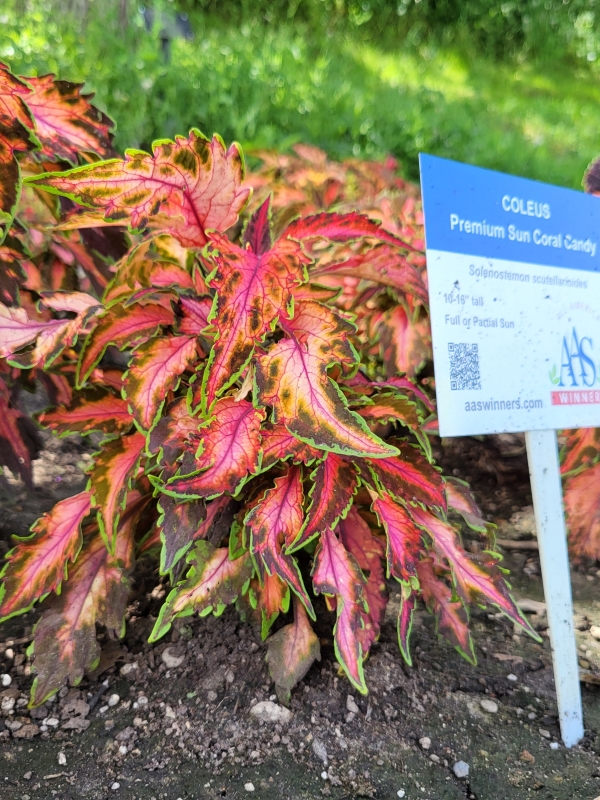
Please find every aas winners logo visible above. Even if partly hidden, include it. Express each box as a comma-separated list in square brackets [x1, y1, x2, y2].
[549, 327, 600, 406]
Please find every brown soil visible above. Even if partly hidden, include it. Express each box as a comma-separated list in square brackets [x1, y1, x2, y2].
[2, 431, 600, 800]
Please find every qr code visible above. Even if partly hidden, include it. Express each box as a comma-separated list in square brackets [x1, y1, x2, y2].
[448, 343, 481, 391]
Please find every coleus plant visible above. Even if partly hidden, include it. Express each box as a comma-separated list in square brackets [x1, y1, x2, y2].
[0, 61, 125, 487]
[0, 62, 537, 708]
[247, 144, 433, 382]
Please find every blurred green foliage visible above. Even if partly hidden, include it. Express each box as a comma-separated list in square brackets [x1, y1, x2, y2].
[1, 0, 600, 188]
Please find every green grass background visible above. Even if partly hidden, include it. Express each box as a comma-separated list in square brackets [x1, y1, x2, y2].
[1, 1, 600, 188]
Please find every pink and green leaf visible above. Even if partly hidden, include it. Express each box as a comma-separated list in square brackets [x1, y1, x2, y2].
[38, 391, 133, 437]
[416, 558, 475, 663]
[312, 245, 427, 301]
[78, 302, 175, 385]
[0, 302, 64, 357]
[89, 432, 146, 551]
[290, 453, 357, 551]
[312, 526, 367, 693]
[149, 542, 253, 640]
[356, 392, 420, 430]
[365, 440, 446, 509]
[28, 525, 135, 706]
[163, 397, 265, 499]
[203, 231, 310, 408]
[157, 495, 208, 576]
[27, 130, 250, 247]
[253, 571, 290, 639]
[445, 477, 488, 532]
[125, 335, 198, 431]
[0, 491, 91, 621]
[284, 211, 415, 249]
[245, 466, 314, 614]
[256, 304, 398, 459]
[24, 74, 114, 163]
[338, 508, 387, 656]
[242, 195, 273, 255]
[371, 492, 423, 583]
[410, 506, 536, 637]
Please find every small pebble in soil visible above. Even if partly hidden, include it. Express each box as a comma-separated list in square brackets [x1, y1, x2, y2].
[397, 792, 406, 799]
[57, 752, 67, 766]
[1, 696, 15, 713]
[250, 700, 292, 725]
[1, 674, 12, 687]
[480, 699, 498, 714]
[550, 742, 560, 750]
[321, 771, 328, 780]
[453, 761, 469, 779]
[111, 782, 120, 791]
[161, 647, 185, 669]
[591, 625, 600, 641]
[346, 695, 359, 714]
[244, 783, 255, 792]
[539, 729, 551, 739]
[107, 694, 120, 707]
[312, 738, 328, 765]
[4, 648, 13, 660]
[419, 736, 432, 750]
[507, 674, 518, 682]
[118, 745, 127, 755]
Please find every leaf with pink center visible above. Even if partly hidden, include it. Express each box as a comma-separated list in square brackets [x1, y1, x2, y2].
[246, 466, 313, 614]
[289, 453, 357, 551]
[124, 335, 198, 431]
[89, 432, 146, 550]
[410, 506, 536, 637]
[27, 130, 250, 248]
[39, 391, 133, 437]
[312, 526, 367, 693]
[256, 302, 398, 458]
[0, 491, 91, 621]
[371, 492, 423, 583]
[416, 558, 475, 663]
[29, 512, 138, 706]
[338, 508, 387, 656]
[202, 231, 310, 409]
[162, 397, 265, 499]
[365, 440, 446, 509]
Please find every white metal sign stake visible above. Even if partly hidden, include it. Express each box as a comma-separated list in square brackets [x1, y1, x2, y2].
[525, 429, 583, 747]
[419, 153, 600, 747]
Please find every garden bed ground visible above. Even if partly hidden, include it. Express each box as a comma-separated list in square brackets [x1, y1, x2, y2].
[2, 431, 600, 800]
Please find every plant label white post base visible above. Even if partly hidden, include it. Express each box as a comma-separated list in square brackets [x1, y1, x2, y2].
[525, 429, 584, 749]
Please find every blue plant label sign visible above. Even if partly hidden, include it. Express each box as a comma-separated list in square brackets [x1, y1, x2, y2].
[420, 153, 600, 437]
